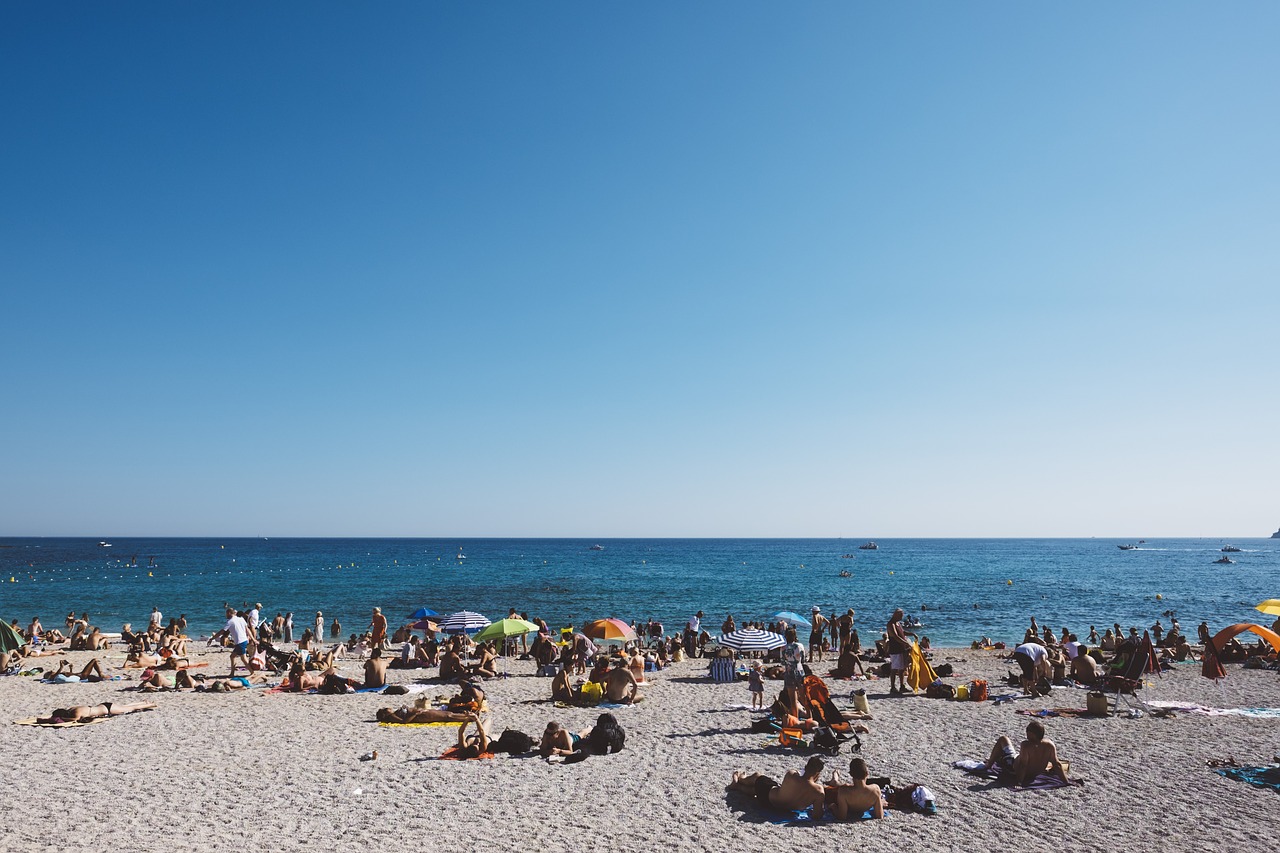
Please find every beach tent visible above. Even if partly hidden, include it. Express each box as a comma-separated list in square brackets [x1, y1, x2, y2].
[1210, 623, 1280, 653]
[0, 620, 24, 653]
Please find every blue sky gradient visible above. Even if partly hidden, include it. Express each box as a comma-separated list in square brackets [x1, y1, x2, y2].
[3, 3, 1277, 536]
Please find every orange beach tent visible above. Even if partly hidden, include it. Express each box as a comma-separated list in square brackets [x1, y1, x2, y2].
[1202, 623, 1280, 682]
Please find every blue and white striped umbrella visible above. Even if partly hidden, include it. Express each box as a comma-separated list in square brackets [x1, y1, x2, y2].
[717, 628, 786, 652]
[438, 611, 492, 634]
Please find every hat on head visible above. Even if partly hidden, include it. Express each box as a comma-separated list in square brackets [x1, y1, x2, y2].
[812, 606, 821, 613]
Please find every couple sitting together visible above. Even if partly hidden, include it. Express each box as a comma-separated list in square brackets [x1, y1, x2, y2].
[728, 756, 886, 820]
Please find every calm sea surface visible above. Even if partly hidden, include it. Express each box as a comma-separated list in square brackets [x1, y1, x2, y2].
[1, 538, 1276, 646]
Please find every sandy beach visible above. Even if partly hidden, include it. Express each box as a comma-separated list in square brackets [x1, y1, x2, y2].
[2, 643, 1276, 853]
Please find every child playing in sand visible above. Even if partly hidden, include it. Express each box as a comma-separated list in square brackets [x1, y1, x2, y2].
[749, 662, 765, 710]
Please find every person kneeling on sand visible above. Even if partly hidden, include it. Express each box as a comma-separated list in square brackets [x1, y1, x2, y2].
[826, 757, 886, 820]
[728, 757, 827, 816]
[985, 720, 1071, 787]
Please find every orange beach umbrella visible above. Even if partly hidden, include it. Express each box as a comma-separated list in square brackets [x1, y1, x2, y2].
[582, 618, 637, 644]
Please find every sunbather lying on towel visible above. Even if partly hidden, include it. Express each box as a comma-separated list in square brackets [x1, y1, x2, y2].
[728, 757, 827, 816]
[36, 700, 156, 725]
[986, 720, 1070, 787]
[44, 658, 107, 683]
[376, 705, 474, 724]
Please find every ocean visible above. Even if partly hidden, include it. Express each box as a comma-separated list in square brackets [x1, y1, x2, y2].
[1, 537, 1276, 646]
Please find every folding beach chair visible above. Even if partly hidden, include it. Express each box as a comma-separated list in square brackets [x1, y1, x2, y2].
[1099, 635, 1158, 713]
[709, 647, 736, 683]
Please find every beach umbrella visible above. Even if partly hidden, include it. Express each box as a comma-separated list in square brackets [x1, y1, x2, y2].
[438, 611, 491, 634]
[582, 618, 637, 644]
[410, 619, 439, 634]
[718, 628, 786, 652]
[409, 607, 439, 620]
[0, 620, 24, 653]
[773, 611, 812, 628]
[1255, 599, 1280, 617]
[473, 618, 539, 644]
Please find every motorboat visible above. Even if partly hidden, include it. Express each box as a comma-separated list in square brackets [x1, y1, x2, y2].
[840, 554, 856, 559]
[98, 541, 112, 547]
[858, 542, 878, 550]
[1221, 545, 1242, 553]
[590, 544, 604, 551]
[1118, 544, 1137, 550]
[1213, 556, 1235, 564]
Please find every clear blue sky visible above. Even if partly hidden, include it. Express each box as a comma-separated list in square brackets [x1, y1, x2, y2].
[3, 3, 1277, 537]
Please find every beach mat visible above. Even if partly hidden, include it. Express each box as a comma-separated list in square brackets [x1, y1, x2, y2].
[953, 760, 1083, 790]
[378, 720, 463, 728]
[438, 746, 496, 760]
[14, 717, 105, 728]
[1216, 765, 1280, 793]
[1015, 708, 1097, 718]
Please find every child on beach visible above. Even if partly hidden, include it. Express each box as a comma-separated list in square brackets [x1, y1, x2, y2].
[749, 662, 765, 710]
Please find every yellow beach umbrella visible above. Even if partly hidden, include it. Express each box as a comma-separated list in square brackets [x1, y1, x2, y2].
[1255, 599, 1280, 617]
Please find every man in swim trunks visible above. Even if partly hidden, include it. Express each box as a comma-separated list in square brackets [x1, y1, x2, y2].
[985, 720, 1070, 787]
[539, 721, 582, 758]
[728, 757, 827, 816]
[809, 607, 827, 662]
[826, 757, 886, 820]
[603, 665, 643, 704]
[885, 609, 915, 696]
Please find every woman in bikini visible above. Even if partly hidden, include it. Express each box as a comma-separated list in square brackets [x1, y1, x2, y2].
[38, 700, 156, 724]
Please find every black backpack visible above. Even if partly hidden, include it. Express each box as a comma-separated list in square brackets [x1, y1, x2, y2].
[492, 729, 535, 754]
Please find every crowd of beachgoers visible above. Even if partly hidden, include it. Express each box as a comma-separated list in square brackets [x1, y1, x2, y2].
[3, 596, 1279, 851]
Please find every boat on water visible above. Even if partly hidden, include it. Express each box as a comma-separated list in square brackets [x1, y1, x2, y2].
[858, 542, 878, 550]
[1118, 544, 1137, 550]
[838, 570, 852, 578]
[1213, 556, 1235, 565]
[98, 541, 112, 547]
[590, 544, 604, 551]
[840, 554, 856, 559]
[1221, 545, 1242, 553]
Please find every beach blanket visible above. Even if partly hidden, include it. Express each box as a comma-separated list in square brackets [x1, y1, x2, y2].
[378, 720, 463, 728]
[438, 746, 496, 760]
[553, 700, 637, 710]
[1147, 701, 1280, 719]
[769, 807, 878, 825]
[1015, 708, 1094, 718]
[952, 760, 1082, 790]
[1216, 765, 1280, 793]
[14, 717, 105, 728]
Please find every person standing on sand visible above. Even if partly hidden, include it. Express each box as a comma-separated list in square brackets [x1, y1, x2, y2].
[283, 612, 293, 644]
[885, 608, 915, 696]
[781, 627, 806, 689]
[314, 612, 325, 645]
[150, 606, 162, 631]
[810, 607, 828, 662]
[216, 608, 252, 677]
[369, 607, 387, 650]
[835, 609, 854, 654]
[685, 611, 703, 658]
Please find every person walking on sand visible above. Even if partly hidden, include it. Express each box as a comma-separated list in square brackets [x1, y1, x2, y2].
[885, 608, 915, 696]
[215, 608, 252, 677]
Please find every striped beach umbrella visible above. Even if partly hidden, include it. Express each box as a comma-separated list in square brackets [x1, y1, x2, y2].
[438, 611, 492, 634]
[718, 628, 786, 652]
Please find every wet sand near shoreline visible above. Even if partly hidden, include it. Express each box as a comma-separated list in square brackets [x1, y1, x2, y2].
[1, 646, 1276, 853]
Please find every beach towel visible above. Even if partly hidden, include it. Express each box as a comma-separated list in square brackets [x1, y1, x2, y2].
[378, 720, 463, 728]
[1147, 701, 1280, 719]
[1015, 708, 1094, 718]
[768, 806, 879, 825]
[14, 717, 105, 728]
[952, 760, 1082, 790]
[1216, 765, 1280, 793]
[438, 746, 496, 760]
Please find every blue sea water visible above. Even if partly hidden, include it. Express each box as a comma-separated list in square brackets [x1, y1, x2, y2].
[0, 538, 1276, 646]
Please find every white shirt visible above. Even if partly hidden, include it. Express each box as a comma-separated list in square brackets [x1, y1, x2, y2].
[687, 615, 701, 632]
[247, 609, 260, 632]
[224, 616, 249, 645]
[150, 609, 162, 627]
[1063, 641, 1084, 660]
[1015, 642, 1047, 663]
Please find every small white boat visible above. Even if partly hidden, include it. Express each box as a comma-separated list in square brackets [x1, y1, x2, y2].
[590, 544, 604, 551]
[98, 541, 112, 547]
[858, 542, 878, 550]
[1118, 544, 1137, 550]
[1221, 545, 1242, 553]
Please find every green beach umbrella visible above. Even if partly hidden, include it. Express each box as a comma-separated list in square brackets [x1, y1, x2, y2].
[473, 618, 539, 644]
[0, 620, 25, 653]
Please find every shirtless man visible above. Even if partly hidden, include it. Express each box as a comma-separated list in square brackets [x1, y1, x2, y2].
[26, 616, 43, 641]
[986, 720, 1071, 787]
[885, 608, 916, 695]
[375, 705, 474, 725]
[728, 757, 827, 816]
[826, 757, 886, 820]
[539, 721, 582, 758]
[439, 647, 466, 680]
[603, 666, 644, 704]
[363, 648, 390, 689]
[810, 607, 828, 663]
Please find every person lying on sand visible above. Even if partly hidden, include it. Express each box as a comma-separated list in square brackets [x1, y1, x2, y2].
[376, 704, 474, 724]
[985, 720, 1070, 787]
[454, 712, 491, 758]
[728, 757, 827, 816]
[826, 757, 886, 820]
[539, 721, 583, 758]
[45, 658, 107, 683]
[37, 700, 156, 724]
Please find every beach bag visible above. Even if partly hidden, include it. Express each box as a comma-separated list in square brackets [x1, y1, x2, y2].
[968, 679, 988, 702]
[1086, 691, 1110, 716]
[926, 682, 955, 700]
[492, 729, 535, 754]
[577, 681, 604, 706]
[933, 663, 954, 678]
[851, 688, 869, 714]
[751, 716, 777, 734]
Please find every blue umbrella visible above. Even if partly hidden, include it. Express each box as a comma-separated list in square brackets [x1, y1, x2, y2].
[409, 607, 438, 620]
[773, 611, 812, 628]
[718, 628, 786, 652]
[439, 611, 491, 634]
